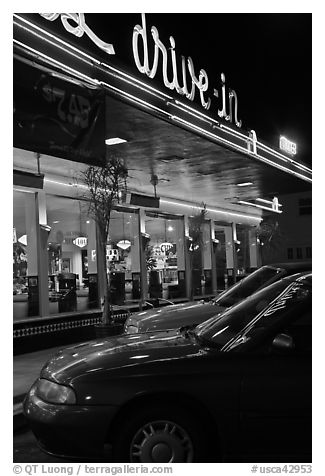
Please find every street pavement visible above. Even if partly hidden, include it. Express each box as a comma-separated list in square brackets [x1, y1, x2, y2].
[14, 429, 70, 463]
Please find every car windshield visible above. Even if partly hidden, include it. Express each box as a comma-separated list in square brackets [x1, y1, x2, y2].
[195, 275, 311, 349]
[211, 266, 283, 307]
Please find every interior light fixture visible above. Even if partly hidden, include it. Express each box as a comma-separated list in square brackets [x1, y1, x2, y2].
[237, 182, 253, 187]
[117, 239, 131, 250]
[105, 137, 127, 146]
[167, 226, 174, 231]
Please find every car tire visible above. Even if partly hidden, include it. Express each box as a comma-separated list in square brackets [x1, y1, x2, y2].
[112, 402, 211, 463]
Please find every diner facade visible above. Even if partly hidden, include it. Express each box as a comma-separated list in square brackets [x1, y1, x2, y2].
[13, 13, 312, 326]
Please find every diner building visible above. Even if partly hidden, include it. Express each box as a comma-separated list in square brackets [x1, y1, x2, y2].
[13, 14, 312, 343]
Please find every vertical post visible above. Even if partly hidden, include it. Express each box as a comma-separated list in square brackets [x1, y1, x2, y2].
[87, 219, 97, 275]
[224, 224, 237, 286]
[96, 224, 105, 307]
[175, 216, 187, 298]
[183, 215, 192, 299]
[87, 219, 99, 308]
[202, 220, 214, 295]
[248, 227, 260, 269]
[25, 193, 39, 317]
[232, 223, 239, 283]
[209, 220, 218, 295]
[25, 194, 38, 276]
[138, 209, 148, 303]
[25, 191, 50, 317]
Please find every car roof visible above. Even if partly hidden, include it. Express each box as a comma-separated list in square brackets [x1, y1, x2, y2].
[284, 271, 312, 284]
[266, 261, 312, 271]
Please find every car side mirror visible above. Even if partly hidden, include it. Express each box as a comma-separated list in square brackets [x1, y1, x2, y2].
[272, 333, 294, 353]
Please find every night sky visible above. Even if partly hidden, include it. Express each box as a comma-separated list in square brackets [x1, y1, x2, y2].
[83, 12, 311, 166]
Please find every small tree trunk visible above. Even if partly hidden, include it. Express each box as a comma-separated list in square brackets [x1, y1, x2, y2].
[99, 233, 112, 325]
[102, 263, 112, 325]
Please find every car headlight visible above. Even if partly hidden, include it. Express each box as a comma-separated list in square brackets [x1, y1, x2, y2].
[35, 378, 76, 405]
[124, 324, 140, 334]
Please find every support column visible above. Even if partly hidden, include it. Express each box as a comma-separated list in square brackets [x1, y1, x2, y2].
[138, 209, 148, 302]
[129, 210, 145, 301]
[249, 227, 259, 269]
[25, 192, 50, 317]
[175, 217, 187, 298]
[96, 225, 105, 306]
[209, 220, 218, 295]
[232, 223, 239, 283]
[224, 224, 237, 286]
[183, 215, 192, 299]
[36, 192, 50, 317]
[87, 219, 99, 308]
[202, 220, 215, 295]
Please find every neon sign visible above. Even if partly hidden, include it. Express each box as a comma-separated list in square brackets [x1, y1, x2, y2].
[133, 14, 242, 128]
[279, 136, 297, 155]
[38, 13, 242, 127]
[262, 283, 303, 316]
[39, 13, 115, 55]
[238, 197, 282, 214]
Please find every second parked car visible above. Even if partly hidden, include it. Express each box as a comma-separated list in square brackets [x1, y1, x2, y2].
[124, 261, 311, 334]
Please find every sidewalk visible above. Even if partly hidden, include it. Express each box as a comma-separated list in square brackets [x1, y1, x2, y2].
[13, 345, 71, 431]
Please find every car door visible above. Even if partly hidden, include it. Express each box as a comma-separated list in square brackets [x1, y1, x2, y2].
[239, 310, 312, 461]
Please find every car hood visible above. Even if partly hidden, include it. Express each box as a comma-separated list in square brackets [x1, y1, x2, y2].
[40, 330, 205, 385]
[126, 301, 226, 332]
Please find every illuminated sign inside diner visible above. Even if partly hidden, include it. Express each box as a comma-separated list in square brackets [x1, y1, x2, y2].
[39, 13, 115, 55]
[73, 237, 88, 248]
[279, 136, 297, 155]
[160, 242, 173, 253]
[133, 14, 242, 127]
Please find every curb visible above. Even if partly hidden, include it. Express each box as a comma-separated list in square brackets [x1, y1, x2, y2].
[13, 401, 28, 432]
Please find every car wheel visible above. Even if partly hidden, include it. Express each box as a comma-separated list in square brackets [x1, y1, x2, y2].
[113, 403, 210, 463]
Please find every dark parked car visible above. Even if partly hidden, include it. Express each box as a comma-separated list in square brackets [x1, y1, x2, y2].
[24, 272, 311, 463]
[124, 261, 312, 334]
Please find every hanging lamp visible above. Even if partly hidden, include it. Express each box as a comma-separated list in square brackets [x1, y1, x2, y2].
[117, 213, 131, 250]
[160, 219, 173, 253]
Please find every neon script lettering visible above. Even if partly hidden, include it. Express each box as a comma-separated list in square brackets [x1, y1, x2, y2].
[263, 283, 302, 317]
[133, 14, 242, 127]
[39, 13, 115, 55]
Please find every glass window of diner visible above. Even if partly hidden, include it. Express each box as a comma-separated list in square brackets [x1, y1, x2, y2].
[235, 224, 255, 278]
[104, 208, 139, 305]
[188, 215, 216, 298]
[13, 190, 35, 321]
[46, 195, 99, 314]
[144, 212, 186, 301]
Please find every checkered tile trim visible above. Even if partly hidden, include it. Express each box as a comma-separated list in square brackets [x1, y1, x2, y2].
[13, 311, 130, 339]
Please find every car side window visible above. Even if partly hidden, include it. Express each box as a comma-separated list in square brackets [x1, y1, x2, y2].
[280, 310, 312, 355]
